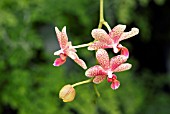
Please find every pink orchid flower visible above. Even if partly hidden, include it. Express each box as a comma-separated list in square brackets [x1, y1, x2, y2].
[88, 24, 139, 54]
[53, 26, 87, 69]
[85, 49, 132, 90]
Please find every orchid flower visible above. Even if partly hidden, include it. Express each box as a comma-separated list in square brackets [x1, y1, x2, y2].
[53, 26, 87, 69]
[88, 24, 139, 54]
[85, 49, 132, 90]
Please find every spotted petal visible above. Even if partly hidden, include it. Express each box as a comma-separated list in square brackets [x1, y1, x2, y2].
[85, 65, 106, 77]
[88, 41, 111, 50]
[74, 58, 87, 69]
[109, 25, 126, 44]
[67, 51, 78, 60]
[113, 63, 132, 72]
[91, 29, 113, 44]
[110, 55, 127, 71]
[55, 26, 68, 49]
[93, 75, 106, 84]
[119, 28, 139, 42]
[96, 49, 110, 69]
[67, 51, 87, 69]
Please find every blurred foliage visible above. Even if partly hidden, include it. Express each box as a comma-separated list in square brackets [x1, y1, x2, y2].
[0, 0, 169, 114]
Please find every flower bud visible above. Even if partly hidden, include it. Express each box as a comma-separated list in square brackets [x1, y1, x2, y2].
[59, 84, 76, 102]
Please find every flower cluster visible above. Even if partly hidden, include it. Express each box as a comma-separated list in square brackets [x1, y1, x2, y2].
[54, 24, 139, 91]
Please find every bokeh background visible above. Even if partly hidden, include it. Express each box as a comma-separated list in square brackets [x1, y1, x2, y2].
[0, 0, 170, 114]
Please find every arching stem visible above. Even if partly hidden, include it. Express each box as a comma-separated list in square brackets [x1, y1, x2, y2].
[98, 0, 111, 32]
[72, 78, 93, 87]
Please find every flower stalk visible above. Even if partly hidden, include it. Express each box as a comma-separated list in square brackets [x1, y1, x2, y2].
[93, 84, 100, 97]
[72, 42, 93, 49]
[98, 0, 111, 32]
[72, 78, 93, 87]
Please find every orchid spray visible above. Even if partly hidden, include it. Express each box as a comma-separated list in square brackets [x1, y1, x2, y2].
[54, 0, 139, 102]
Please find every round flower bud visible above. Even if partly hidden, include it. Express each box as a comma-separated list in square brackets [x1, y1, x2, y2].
[59, 84, 76, 102]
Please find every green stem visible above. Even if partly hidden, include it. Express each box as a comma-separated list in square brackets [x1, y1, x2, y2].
[72, 78, 93, 87]
[93, 84, 100, 97]
[103, 21, 111, 32]
[98, 0, 111, 32]
[98, 0, 104, 29]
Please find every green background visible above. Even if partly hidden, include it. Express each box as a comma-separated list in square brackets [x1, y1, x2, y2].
[0, 0, 170, 114]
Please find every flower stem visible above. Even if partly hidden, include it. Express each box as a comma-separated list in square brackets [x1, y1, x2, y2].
[72, 42, 93, 49]
[98, 0, 111, 32]
[72, 78, 93, 87]
[98, 0, 104, 29]
[93, 84, 100, 97]
[103, 21, 111, 32]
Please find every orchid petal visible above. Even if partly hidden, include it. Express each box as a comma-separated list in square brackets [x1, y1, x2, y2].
[93, 75, 106, 84]
[74, 58, 87, 69]
[67, 51, 87, 69]
[110, 55, 127, 71]
[111, 79, 120, 90]
[119, 28, 139, 42]
[109, 25, 126, 44]
[67, 42, 77, 52]
[91, 29, 113, 44]
[53, 58, 66, 66]
[113, 63, 132, 72]
[85, 65, 106, 77]
[67, 51, 78, 60]
[96, 49, 110, 69]
[55, 26, 68, 49]
[88, 41, 111, 50]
